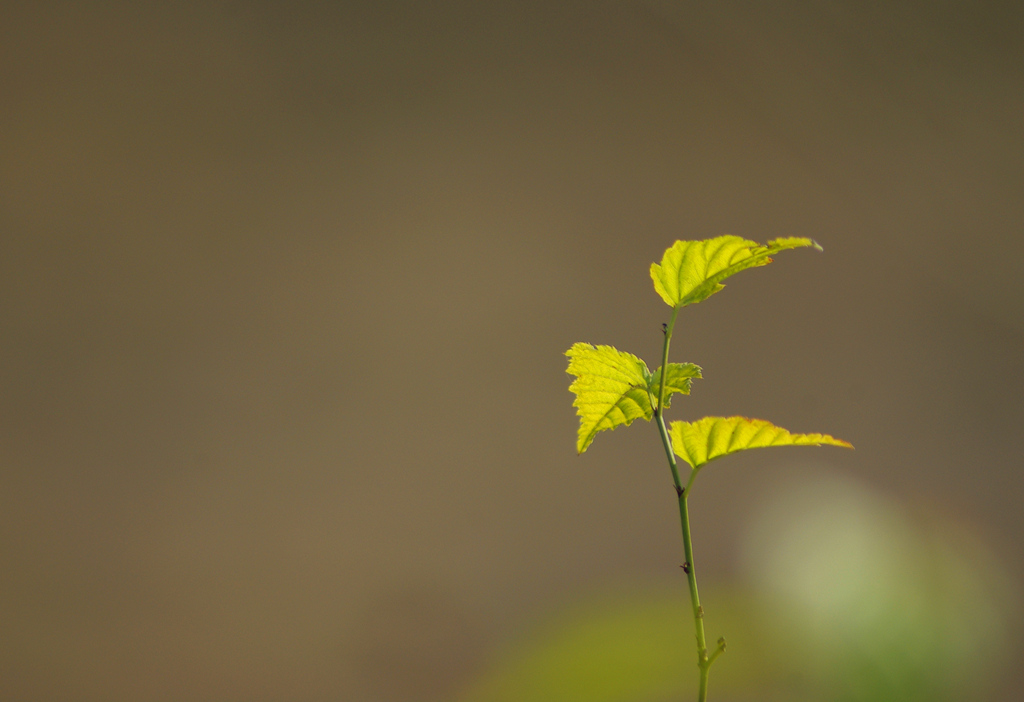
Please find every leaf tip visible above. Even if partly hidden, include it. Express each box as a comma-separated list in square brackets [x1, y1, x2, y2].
[565, 342, 590, 358]
[811, 239, 824, 252]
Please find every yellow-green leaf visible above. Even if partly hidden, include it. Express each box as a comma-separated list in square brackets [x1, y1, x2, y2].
[650, 236, 821, 308]
[669, 416, 852, 470]
[566, 343, 701, 454]
[649, 362, 702, 409]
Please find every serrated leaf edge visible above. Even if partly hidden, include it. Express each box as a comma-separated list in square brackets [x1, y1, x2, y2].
[650, 236, 819, 309]
[566, 343, 701, 454]
[669, 415, 853, 470]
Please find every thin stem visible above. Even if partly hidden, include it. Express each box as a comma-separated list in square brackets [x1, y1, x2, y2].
[655, 405, 683, 492]
[657, 307, 680, 416]
[655, 308, 720, 702]
[679, 479, 710, 697]
[684, 466, 699, 498]
[707, 638, 727, 667]
[656, 307, 684, 491]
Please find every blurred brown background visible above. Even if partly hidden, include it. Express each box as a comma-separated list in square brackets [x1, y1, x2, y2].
[1, 2, 1022, 701]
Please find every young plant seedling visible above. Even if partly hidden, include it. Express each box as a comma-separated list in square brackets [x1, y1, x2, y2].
[566, 236, 852, 702]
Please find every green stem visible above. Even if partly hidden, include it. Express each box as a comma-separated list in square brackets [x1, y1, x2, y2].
[656, 308, 683, 490]
[657, 308, 680, 417]
[679, 479, 711, 701]
[684, 467, 700, 499]
[655, 402, 683, 493]
[655, 308, 721, 702]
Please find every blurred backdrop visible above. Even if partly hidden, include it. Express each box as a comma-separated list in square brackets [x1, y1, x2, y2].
[1, 2, 1022, 701]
